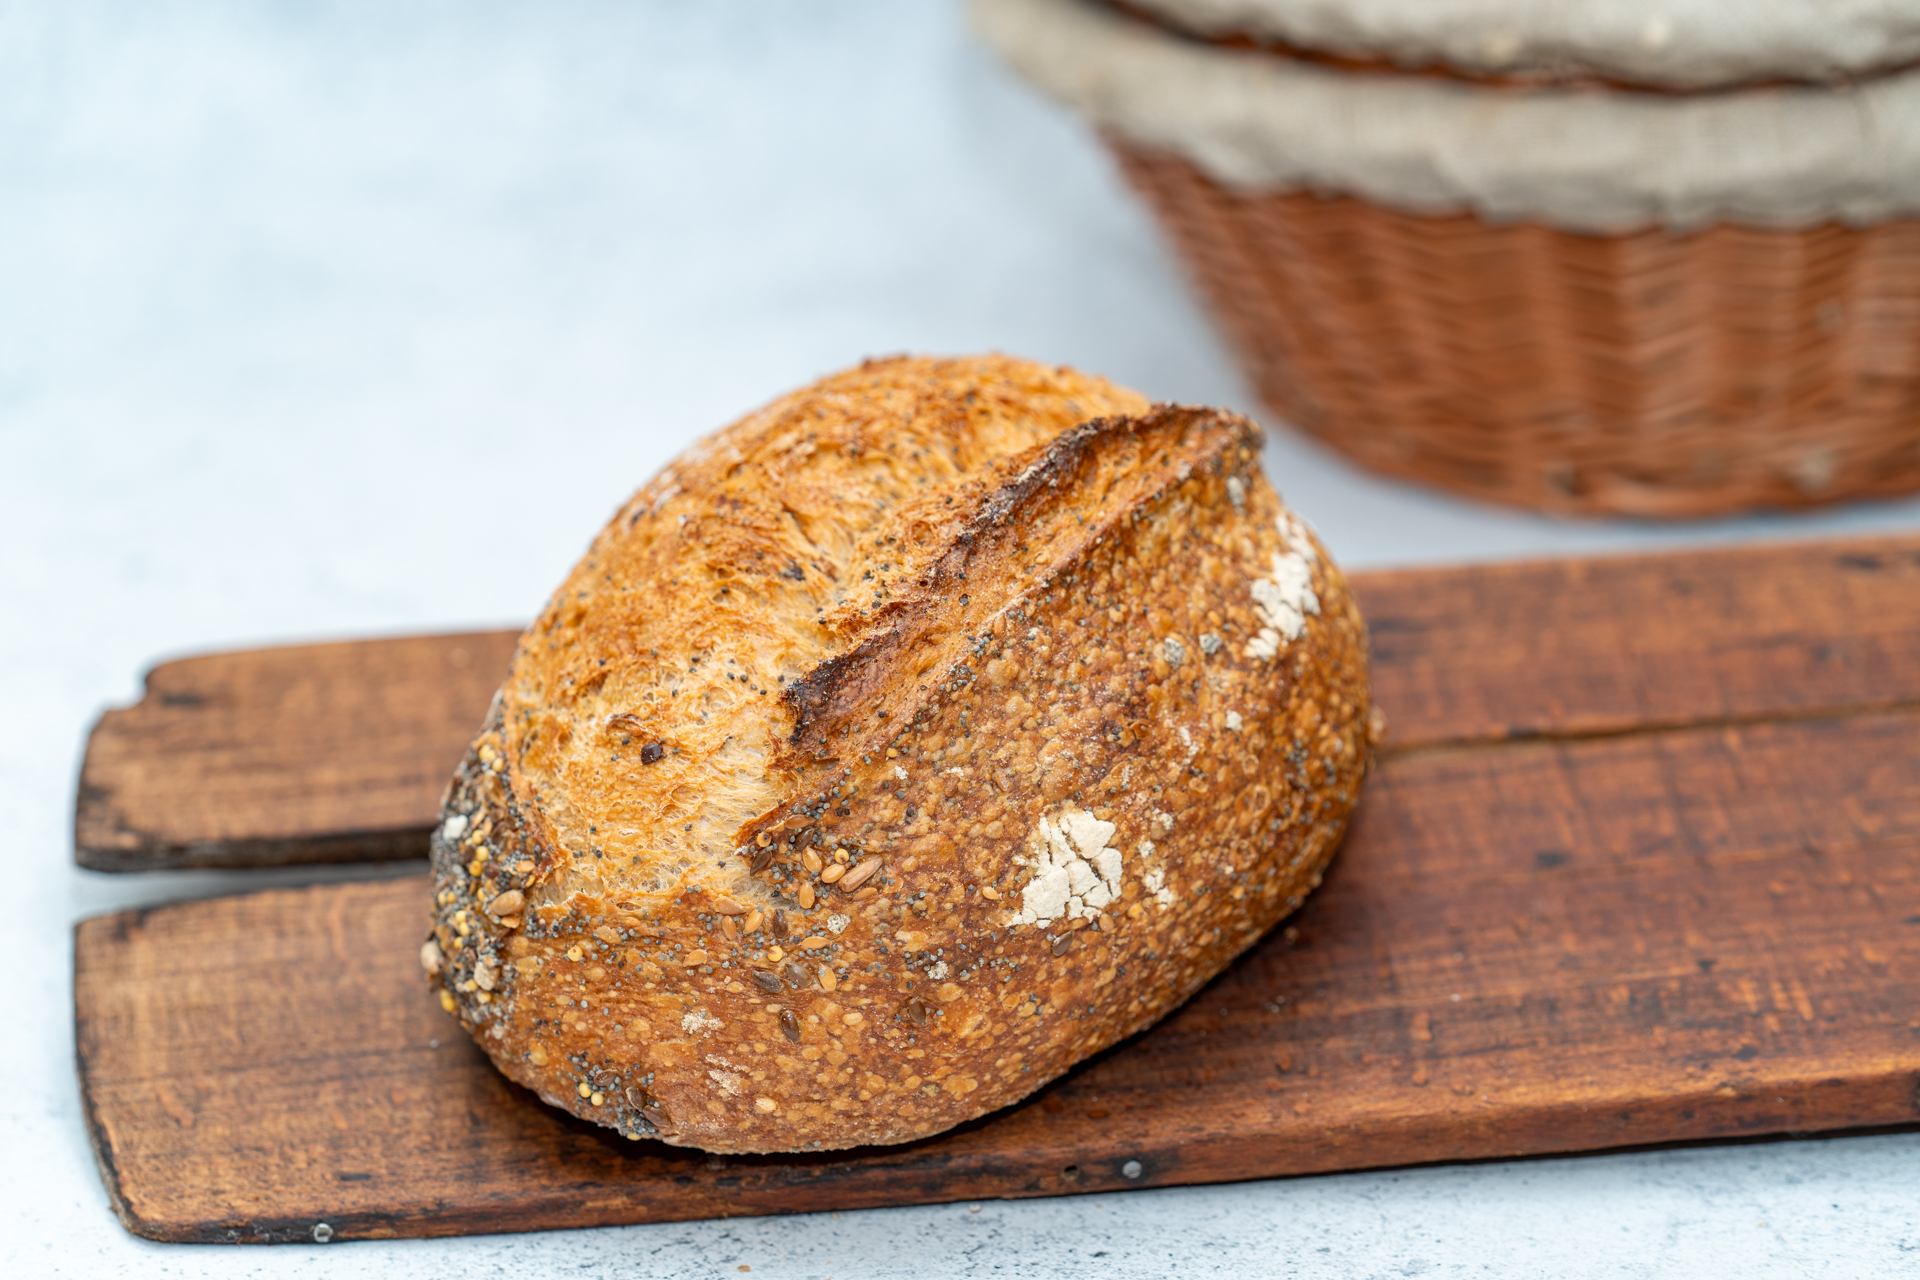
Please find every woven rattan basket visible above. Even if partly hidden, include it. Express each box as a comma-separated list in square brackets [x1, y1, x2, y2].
[1112, 143, 1920, 516]
[977, 0, 1920, 516]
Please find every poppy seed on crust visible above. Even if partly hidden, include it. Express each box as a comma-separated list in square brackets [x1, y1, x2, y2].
[422, 355, 1372, 1155]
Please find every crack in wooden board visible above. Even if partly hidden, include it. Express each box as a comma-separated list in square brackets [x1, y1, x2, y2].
[75, 709, 1920, 1243]
[73, 537, 1920, 871]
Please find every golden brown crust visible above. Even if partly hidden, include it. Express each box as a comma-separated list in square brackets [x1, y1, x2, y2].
[424, 354, 1371, 1153]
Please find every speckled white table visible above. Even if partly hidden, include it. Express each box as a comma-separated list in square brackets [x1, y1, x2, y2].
[5, 3, 1918, 1276]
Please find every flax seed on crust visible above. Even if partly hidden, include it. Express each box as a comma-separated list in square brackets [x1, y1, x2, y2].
[424, 354, 1371, 1153]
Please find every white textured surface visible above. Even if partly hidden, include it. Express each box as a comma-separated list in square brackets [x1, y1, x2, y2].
[1127, 0, 1920, 89]
[3, 2, 1919, 1276]
[975, 0, 1920, 231]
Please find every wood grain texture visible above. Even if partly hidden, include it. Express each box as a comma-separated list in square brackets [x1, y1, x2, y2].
[1363, 537, 1920, 751]
[71, 536, 1920, 1243]
[75, 711, 1920, 1242]
[75, 631, 519, 870]
[73, 538, 1920, 871]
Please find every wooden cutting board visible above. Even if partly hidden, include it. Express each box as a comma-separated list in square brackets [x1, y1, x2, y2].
[74, 537, 1920, 1244]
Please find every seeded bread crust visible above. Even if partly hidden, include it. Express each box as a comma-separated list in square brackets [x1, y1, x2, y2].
[423, 354, 1372, 1154]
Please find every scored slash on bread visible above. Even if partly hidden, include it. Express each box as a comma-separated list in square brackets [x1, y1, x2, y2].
[424, 354, 1373, 1153]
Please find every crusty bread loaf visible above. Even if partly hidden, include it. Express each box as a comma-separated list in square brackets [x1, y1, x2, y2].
[423, 354, 1373, 1153]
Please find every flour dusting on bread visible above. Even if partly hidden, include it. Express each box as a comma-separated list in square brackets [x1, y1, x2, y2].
[1009, 807, 1124, 926]
[424, 354, 1372, 1153]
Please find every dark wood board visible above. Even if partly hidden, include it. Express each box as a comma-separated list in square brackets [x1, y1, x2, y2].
[73, 537, 1920, 1243]
[75, 537, 1920, 871]
[75, 630, 521, 870]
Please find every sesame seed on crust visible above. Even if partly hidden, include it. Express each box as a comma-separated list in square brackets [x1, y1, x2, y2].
[423, 355, 1371, 1153]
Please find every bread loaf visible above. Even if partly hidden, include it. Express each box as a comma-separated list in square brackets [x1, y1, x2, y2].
[423, 354, 1373, 1153]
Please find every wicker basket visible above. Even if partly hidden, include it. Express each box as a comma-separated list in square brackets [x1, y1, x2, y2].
[975, 0, 1920, 514]
[1111, 141, 1920, 517]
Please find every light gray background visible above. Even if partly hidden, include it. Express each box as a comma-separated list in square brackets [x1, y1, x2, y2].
[4, 3, 1917, 1276]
